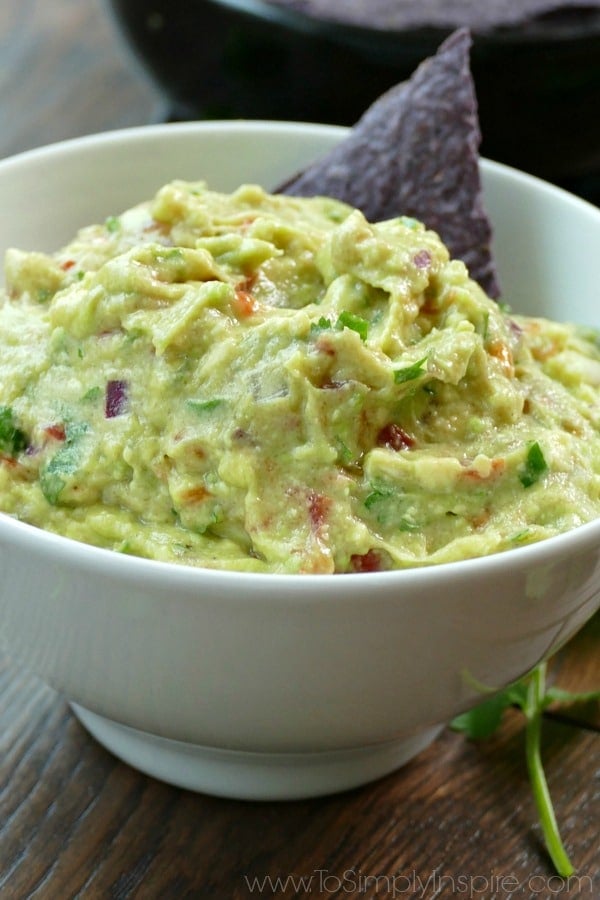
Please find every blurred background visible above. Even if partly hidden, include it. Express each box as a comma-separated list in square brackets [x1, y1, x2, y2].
[1, 0, 599, 200]
[0, 0, 157, 158]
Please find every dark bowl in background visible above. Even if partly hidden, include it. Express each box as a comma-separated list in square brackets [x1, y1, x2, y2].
[106, 0, 600, 188]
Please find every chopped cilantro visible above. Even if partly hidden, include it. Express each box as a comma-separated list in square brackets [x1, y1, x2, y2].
[336, 311, 369, 342]
[117, 540, 135, 555]
[39, 421, 89, 505]
[335, 438, 353, 465]
[156, 248, 184, 263]
[400, 216, 419, 230]
[105, 215, 121, 233]
[575, 325, 600, 350]
[364, 488, 392, 510]
[397, 518, 420, 532]
[0, 406, 28, 456]
[310, 316, 332, 335]
[510, 528, 531, 544]
[480, 311, 490, 339]
[364, 485, 419, 531]
[82, 386, 102, 402]
[65, 421, 90, 442]
[186, 398, 224, 414]
[519, 441, 547, 488]
[40, 444, 79, 505]
[393, 356, 428, 384]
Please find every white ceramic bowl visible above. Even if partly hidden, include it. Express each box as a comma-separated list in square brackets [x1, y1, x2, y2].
[1, 122, 600, 800]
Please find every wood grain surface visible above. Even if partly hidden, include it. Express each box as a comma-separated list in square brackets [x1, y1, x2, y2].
[0, 2, 599, 897]
[0, 643, 598, 898]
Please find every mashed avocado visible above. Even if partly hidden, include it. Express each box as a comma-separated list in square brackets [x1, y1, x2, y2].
[1, 182, 599, 573]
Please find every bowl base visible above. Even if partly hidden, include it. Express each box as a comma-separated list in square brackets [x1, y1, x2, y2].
[71, 703, 442, 800]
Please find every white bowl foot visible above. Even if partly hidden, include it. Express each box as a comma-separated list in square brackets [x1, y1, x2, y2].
[71, 704, 442, 800]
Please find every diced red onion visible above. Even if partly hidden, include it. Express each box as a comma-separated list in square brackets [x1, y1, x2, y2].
[105, 380, 128, 418]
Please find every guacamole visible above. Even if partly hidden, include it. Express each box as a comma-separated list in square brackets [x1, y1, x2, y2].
[1, 182, 599, 573]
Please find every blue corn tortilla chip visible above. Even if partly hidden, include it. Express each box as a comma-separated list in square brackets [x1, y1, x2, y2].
[277, 28, 501, 298]
[269, 1, 600, 32]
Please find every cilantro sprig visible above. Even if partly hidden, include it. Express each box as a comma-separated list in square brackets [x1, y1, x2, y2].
[310, 316, 332, 335]
[39, 421, 89, 505]
[452, 659, 600, 876]
[186, 398, 225, 414]
[105, 215, 121, 234]
[393, 356, 428, 384]
[336, 311, 369, 342]
[519, 441, 548, 488]
[0, 405, 28, 456]
[310, 312, 370, 342]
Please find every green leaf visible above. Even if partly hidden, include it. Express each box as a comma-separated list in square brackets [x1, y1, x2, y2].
[65, 421, 90, 442]
[335, 437, 353, 465]
[480, 311, 490, 339]
[397, 518, 420, 533]
[81, 386, 102, 402]
[504, 681, 530, 709]
[0, 405, 28, 456]
[363, 484, 419, 531]
[186, 398, 225, 414]
[39, 421, 89, 505]
[451, 661, 597, 877]
[40, 444, 80, 504]
[544, 686, 600, 707]
[310, 316, 332, 335]
[158, 248, 183, 261]
[336, 311, 368, 342]
[509, 528, 531, 544]
[364, 488, 393, 510]
[519, 441, 548, 488]
[393, 356, 428, 384]
[451, 690, 514, 740]
[105, 215, 121, 233]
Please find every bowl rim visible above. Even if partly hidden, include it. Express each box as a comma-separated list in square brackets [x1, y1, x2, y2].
[1, 508, 600, 592]
[1, 119, 600, 590]
[2, 119, 599, 220]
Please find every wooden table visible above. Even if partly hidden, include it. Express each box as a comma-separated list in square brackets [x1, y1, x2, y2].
[1, 2, 599, 896]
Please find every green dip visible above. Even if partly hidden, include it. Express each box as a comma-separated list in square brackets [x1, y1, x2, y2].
[1, 182, 599, 573]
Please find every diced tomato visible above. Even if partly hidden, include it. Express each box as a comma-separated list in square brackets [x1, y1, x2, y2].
[349, 550, 383, 572]
[462, 459, 505, 481]
[44, 423, 66, 441]
[377, 423, 415, 451]
[181, 486, 210, 503]
[487, 340, 514, 374]
[308, 490, 331, 530]
[315, 337, 336, 357]
[234, 289, 258, 317]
